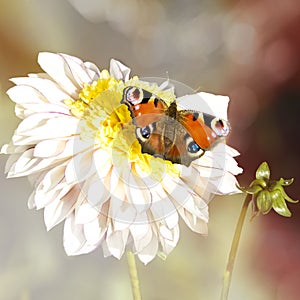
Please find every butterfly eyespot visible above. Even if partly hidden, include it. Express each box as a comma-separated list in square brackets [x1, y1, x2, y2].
[136, 124, 154, 141]
[187, 141, 201, 153]
[211, 118, 230, 137]
[124, 87, 144, 105]
[141, 126, 151, 139]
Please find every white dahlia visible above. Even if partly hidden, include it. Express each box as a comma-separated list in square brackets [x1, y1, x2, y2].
[1, 53, 242, 264]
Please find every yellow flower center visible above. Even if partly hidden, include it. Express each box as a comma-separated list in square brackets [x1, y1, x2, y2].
[65, 69, 179, 180]
[80, 70, 120, 104]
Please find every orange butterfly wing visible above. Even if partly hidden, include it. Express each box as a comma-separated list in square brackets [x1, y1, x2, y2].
[131, 99, 167, 128]
[122, 86, 167, 127]
[180, 112, 216, 150]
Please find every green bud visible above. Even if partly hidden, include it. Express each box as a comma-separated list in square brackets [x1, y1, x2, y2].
[239, 162, 298, 218]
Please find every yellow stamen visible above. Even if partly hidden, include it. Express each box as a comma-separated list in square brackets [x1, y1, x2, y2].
[65, 71, 179, 178]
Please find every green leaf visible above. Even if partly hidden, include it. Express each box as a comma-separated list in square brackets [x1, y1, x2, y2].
[271, 191, 292, 217]
[256, 162, 270, 180]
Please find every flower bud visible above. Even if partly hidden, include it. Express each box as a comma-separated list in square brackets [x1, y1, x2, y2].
[239, 162, 298, 218]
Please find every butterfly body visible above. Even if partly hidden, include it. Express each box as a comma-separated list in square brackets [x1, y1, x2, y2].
[122, 86, 230, 166]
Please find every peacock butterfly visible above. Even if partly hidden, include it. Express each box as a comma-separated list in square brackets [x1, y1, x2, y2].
[121, 86, 230, 166]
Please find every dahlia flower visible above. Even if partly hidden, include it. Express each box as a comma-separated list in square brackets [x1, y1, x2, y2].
[1, 52, 242, 264]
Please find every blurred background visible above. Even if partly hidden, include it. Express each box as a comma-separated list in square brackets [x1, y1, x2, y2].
[0, 0, 299, 299]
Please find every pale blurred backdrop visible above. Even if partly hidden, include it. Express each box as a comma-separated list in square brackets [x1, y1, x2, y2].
[1, 1, 300, 300]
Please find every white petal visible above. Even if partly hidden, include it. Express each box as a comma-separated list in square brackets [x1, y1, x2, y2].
[83, 62, 101, 80]
[10, 77, 71, 104]
[58, 53, 97, 85]
[177, 92, 229, 120]
[7, 136, 85, 178]
[163, 174, 209, 221]
[106, 225, 129, 259]
[122, 167, 152, 213]
[4, 154, 20, 174]
[38, 52, 83, 97]
[93, 148, 112, 178]
[34, 140, 66, 158]
[8, 148, 36, 176]
[34, 164, 67, 209]
[8, 151, 62, 178]
[159, 224, 180, 255]
[44, 185, 79, 230]
[137, 230, 158, 265]
[225, 145, 240, 157]
[64, 215, 85, 255]
[6, 138, 79, 176]
[35, 185, 64, 210]
[179, 163, 202, 184]
[87, 176, 111, 208]
[1, 143, 29, 154]
[64, 214, 99, 255]
[210, 172, 241, 195]
[68, 135, 94, 156]
[164, 211, 179, 229]
[224, 156, 243, 176]
[27, 190, 36, 209]
[182, 195, 208, 221]
[191, 147, 243, 185]
[7, 85, 48, 105]
[15, 113, 79, 138]
[75, 202, 99, 224]
[196, 144, 242, 173]
[109, 181, 137, 230]
[101, 240, 111, 258]
[28, 73, 52, 80]
[178, 208, 208, 234]
[162, 175, 196, 210]
[129, 222, 152, 252]
[65, 146, 95, 184]
[83, 216, 107, 245]
[109, 59, 131, 81]
[109, 167, 120, 194]
[15, 103, 70, 119]
[159, 225, 173, 240]
[188, 144, 243, 198]
[150, 184, 177, 222]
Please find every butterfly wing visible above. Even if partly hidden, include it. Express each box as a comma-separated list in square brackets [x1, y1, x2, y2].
[180, 111, 230, 150]
[122, 86, 169, 159]
[122, 86, 167, 127]
[164, 120, 204, 166]
[122, 87, 230, 167]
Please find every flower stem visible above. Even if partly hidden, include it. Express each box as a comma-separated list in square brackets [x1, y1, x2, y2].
[220, 194, 252, 300]
[127, 251, 142, 300]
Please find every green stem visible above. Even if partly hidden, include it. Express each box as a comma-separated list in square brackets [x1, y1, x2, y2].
[127, 251, 142, 300]
[220, 194, 252, 300]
